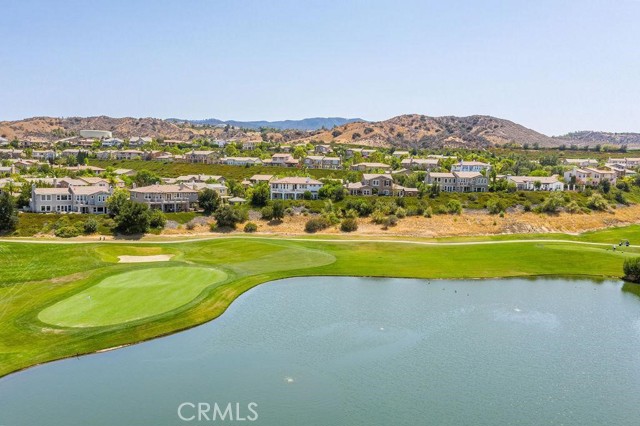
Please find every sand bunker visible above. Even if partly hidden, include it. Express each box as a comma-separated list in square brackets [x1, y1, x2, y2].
[118, 255, 174, 263]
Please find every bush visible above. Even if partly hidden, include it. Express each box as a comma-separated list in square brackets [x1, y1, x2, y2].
[0, 191, 18, 232]
[149, 209, 167, 228]
[55, 225, 82, 238]
[114, 200, 150, 234]
[614, 191, 628, 205]
[199, 188, 221, 215]
[83, 218, 98, 234]
[371, 209, 386, 224]
[395, 207, 407, 218]
[523, 201, 532, 212]
[260, 206, 274, 220]
[623, 257, 640, 283]
[486, 198, 504, 214]
[424, 206, 433, 218]
[446, 199, 462, 215]
[538, 192, 564, 213]
[340, 218, 358, 232]
[383, 215, 398, 228]
[565, 201, 582, 213]
[244, 222, 258, 233]
[186, 222, 196, 230]
[214, 205, 246, 229]
[586, 194, 608, 211]
[305, 217, 330, 233]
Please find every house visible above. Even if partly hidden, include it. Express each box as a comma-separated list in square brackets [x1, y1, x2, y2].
[425, 171, 488, 193]
[228, 196, 247, 205]
[303, 155, 342, 170]
[129, 184, 199, 212]
[350, 162, 391, 172]
[60, 149, 87, 158]
[102, 138, 124, 148]
[450, 160, 491, 173]
[0, 136, 9, 146]
[128, 137, 152, 146]
[185, 182, 228, 197]
[64, 165, 106, 174]
[113, 168, 136, 177]
[270, 177, 323, 200]
[607, 158, 640, 169]
[0, 149, 24, 159]
[506, 175, 564, 191]
[29, 185, 113, 214]
[563, 158, 598, 167]
[153, 153, 177, 162]
[604, 163, 637, 178]
[12, 159, 41, 169]
[222, 157, 262, 166]
[314, 144, 332, 154]
[347, 173, 397, 196]
[114, 150, 144, 160]
[563, 167, 616, 187]
[0, 165, 15, 175]
[185, 150, 217, 164]
[96, 151, 113, 160]
[173, 174, 225, 184]
[31, 150, 56, 161]
[270, 153, 299, 167]
[242, 141, 261, 150]
[249, 174, 274, 185]
[345, 148, 377, 158]
[400, 158, 439, 170]
[213, 140, 230, 148]
[392, 150, 410, 158]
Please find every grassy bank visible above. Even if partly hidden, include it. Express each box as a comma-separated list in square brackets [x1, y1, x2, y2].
[1, 229, 639, 378]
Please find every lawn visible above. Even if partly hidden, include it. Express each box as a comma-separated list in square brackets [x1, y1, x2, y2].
[38, 266, 227, 327]
[1, 229, 639, 378]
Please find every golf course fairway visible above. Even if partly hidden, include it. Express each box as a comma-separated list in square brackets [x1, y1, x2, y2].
[38, 266, 227, 327]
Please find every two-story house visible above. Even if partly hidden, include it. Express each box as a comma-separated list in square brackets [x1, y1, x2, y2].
[270, 177, 322, 200]
[129, 183, 199, 212]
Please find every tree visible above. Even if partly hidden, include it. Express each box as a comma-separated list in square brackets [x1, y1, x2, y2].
[198, 188, 220, 215]
[149, 209, 167, 228]
[0, 191, 18, 232]
[271, 200, 285, 221]
[106, 189, 130, 218]
[114, 201, 150, 234]
[623, 257, 640, 283]
[214, 205, 245, 229]
[134, 170, 161, 187]
[250, 182, 270, 207]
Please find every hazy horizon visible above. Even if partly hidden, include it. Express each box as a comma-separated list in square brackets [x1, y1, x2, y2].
[1, 0, 639, 135]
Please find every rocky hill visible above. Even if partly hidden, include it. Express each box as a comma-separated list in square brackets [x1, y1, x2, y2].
[555, 131, 640, 147]
[169, 117, 363, 131]
[2, 114, 637, 149]
[296, 114, 561, 149]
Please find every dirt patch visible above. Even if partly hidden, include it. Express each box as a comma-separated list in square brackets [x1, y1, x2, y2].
[118, 255, 174, 263]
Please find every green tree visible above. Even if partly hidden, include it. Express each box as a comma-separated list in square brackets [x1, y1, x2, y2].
[623, 257, 640, 283]
[114, 201, 150, 234]
[271, 200, 285, 221]
[134, 170, 161, 187]
[0, 191, 18, 232]
[214, 205, 245, 229]
[198, 188, 220, 215]
[250, 182, 270, 207]
[106, 189, 130, 218]
[149, 209, 167, 228]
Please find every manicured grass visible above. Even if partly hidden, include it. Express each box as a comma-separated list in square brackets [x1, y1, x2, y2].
[38, 266, 227, 327]
[1, 228, 639, 378]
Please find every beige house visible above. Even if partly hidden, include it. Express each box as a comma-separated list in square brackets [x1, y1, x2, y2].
[304, 155, 342, 170]
[129, 184, 199, 212]
[185, 150, 217, 164]
[270, 177, 322, 200]
[30, 185, 112, 214]
[400, 158, 439, 170]
[350, 162, 391, 172]
[425, 171, 488, 192]
[563, 167, 616, 187]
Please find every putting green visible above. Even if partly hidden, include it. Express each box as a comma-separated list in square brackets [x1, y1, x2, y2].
[38, 266, 227, 328]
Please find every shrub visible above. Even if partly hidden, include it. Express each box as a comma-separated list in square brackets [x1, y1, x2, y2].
[446, 199, 462, 215]
[424, 206, 433, 218]
[371, 209, 386, 224]
[305, 217, 330, 233]
[486, 198, 504, 214]
[395, 207, 407, 218]
[214, 205, 246, 229]
[244, 222, 258, 233]
[261, 206, 274, 220]
[55, 225, 81, 238]
[340, 218, 358, 232]
[149, 209, 167, 228]
[198, 188, 221, 215]
[186, 222, 196, 230]
[383, 214, 398, 228]
[565, 201, 582, 213]
[538, 192, 564, 213]
[587, 194, 608, 211]
[83, 218, 98, 234]
[523, 201, 532, 212]
[614, 191, 628, 205]
[623, 257, 640, 283]
[0, 191, 18, 232]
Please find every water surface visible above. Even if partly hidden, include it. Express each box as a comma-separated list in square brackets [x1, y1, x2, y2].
[2, 277, 640, 425]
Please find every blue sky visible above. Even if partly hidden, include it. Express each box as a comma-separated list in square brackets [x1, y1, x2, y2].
[1, 0, 638, 135]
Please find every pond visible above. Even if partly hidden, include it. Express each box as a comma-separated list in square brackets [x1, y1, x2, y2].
[1, 277, 640, 425]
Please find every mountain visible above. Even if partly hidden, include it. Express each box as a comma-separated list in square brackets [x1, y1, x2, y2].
[555, 131, 640, 147]
[2, 114, 637, 149]
[168, 117, 364, 131]
[296, 114, 562, 149]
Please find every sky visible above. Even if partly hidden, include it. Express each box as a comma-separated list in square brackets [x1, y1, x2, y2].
[1, 0, 639, 135]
